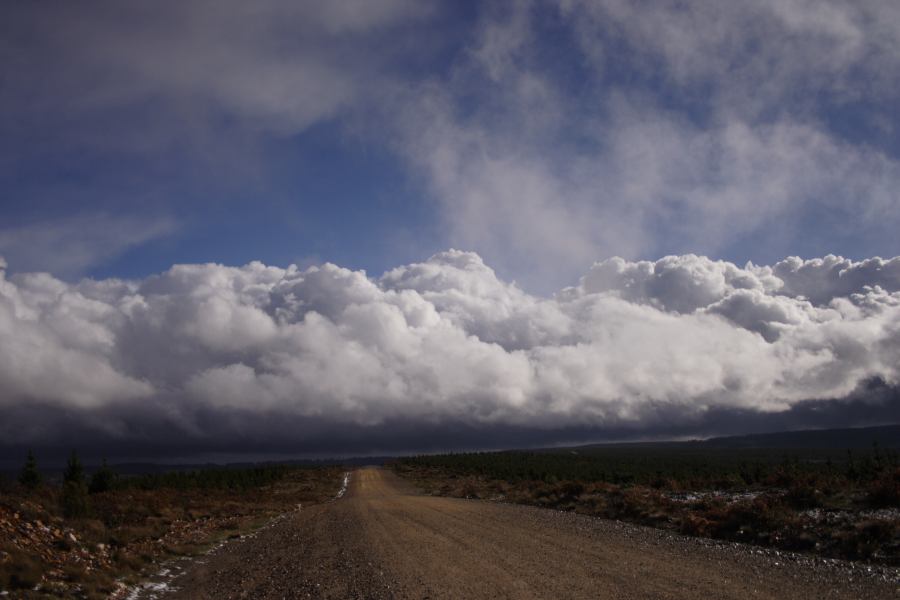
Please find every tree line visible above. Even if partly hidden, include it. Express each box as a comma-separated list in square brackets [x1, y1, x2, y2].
[397, 443, 899, 490]
[10, 449, 299, 518]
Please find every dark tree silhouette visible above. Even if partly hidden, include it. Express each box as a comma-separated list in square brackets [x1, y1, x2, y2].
[61, 450, 89, 518]
[17, 450, 41, 489]
[63, 450, 84, 484]
[89, 459, 117, 494]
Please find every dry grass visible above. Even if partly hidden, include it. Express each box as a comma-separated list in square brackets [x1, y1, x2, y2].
[0, 466, 345, 596]
[0, 542, 44, 592]
[395, 464, 900, 565]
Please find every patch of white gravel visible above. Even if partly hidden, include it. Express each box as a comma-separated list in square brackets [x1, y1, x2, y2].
[336, 472, 351, 499]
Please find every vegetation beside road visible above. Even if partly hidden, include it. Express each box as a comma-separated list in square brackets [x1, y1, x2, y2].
[392, 442, 900, 565]
[0, 454, 344, 598]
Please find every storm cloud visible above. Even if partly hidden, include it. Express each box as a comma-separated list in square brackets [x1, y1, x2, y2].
[1, 251, 898, 457]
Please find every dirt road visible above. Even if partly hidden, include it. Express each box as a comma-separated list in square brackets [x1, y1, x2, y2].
[145, 467, 897, 599]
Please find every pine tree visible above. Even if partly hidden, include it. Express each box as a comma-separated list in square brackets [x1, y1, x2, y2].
[18, 450, 41, 489]
[61, 450, 89, 518]
[63, 450, 84, 485]
[89, 459, 117, 494]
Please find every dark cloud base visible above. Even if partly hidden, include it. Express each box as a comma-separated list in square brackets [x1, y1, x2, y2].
[3, 380, 897, 468]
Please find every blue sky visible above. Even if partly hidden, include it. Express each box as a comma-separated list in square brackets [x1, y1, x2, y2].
[3, 1, 899, 293]
[2, 1, 900, 457]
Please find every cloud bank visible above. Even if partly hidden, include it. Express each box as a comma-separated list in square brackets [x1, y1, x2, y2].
[1, 251, 898, 456]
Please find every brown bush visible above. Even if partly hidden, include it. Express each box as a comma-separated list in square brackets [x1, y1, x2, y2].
[558, 481, 585, 499]
[679, 514, 711, 537]
[603, 486, 662, 523]
[832, 519, 899, 560]
[0, 544, 44, 590]
[459, 480, 480, 499]
[785, 480, 823, 509]
[867, 467, 900, 507]
[80, 569, 118, 600]
[112, 549, 150, 573]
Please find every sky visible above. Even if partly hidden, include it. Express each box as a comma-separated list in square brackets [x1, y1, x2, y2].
[1, 1, 900, 462]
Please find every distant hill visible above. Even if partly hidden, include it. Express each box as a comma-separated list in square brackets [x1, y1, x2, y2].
[698, 424, 900, 449]
[562, 424, 900, 454]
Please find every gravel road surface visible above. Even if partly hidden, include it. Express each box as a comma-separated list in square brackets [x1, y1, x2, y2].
[137, 467, 898, 599]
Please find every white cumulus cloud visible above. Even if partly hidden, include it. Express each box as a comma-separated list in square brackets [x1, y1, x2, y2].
[0, 251, 898, 451]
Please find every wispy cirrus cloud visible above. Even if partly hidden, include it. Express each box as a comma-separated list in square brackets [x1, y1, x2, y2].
[1, 0, 435, 135]
[0, 214, 178, 277]
[384, 1, 900, 291]
[3, 2, 899, 291]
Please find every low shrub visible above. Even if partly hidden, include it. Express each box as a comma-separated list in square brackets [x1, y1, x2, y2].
[867, 467, 900, 507]
[785, 481, 823, 509]
[832, 519, 899, 560]
[0, 544, 44, 590]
